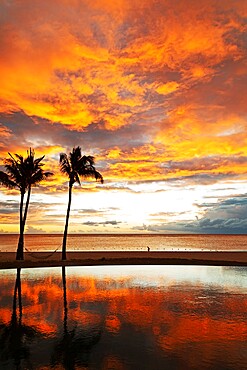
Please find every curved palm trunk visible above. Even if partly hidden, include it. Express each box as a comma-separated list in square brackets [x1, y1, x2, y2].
[16, 192, 25, 260]
[62, 184, 72, 260]
[16, 186, 31, 261]
[22, 185, 31, 230]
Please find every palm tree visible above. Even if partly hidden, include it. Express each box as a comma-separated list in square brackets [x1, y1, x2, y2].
[59, 146, 103, 260]
[0, 149, 53, 260]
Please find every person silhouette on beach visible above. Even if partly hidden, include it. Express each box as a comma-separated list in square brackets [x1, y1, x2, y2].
[147, 247, 150, 252]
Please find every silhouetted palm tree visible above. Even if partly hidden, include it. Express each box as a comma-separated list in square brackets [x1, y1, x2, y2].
[60, 147, 103, 260]
[0, 149, 53, 260]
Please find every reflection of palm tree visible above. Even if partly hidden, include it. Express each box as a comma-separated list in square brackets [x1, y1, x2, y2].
[0, 268, 39, 369]
[0, 149, 52, 260]
[59, 147, 103, 260]
[50, 266, 102, 369]
[62, 266, 68, 334]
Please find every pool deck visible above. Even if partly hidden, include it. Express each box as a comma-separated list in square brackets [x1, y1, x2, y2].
[0, 251, 247, 269]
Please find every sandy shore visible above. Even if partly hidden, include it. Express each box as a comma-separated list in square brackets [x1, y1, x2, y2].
[0, 251, 246, 269]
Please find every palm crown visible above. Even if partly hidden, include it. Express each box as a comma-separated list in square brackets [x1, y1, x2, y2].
[0, 148, 52, 193]
[60, 146, 103, 187]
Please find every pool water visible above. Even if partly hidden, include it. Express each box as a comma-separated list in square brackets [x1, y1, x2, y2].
[0, 265, 247, 369]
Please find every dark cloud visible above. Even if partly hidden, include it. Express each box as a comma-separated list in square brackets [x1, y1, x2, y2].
[78, 208, 105, 214]
[205, 195, 247, 221]
[83, 220, 122, 227]
[128, 172, 240, 187]
[195, 194, 247, 209]
[0, 200, 19, 214]
[0, 199, 60, 223]
[0, 110, 157, 156]
[26, 226, 47, 234]
[134, 219, 247, 234]
[135, 195, 247, 234]
[162, 155, 247, 173]
[78, 207, 120, 215]
[166, 173, 240, 186]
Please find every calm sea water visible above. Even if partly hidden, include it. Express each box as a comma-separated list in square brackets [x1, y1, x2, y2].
[0, 265, 247, 369]
[0, 234, 247, 252]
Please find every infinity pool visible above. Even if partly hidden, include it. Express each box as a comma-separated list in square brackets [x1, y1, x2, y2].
[0, 265, 247, 369]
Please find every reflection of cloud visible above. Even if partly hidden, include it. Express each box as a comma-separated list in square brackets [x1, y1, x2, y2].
[1, 265, 247, 369]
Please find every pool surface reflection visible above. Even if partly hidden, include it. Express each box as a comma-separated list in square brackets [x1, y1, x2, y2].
[0, 265, 247, 369]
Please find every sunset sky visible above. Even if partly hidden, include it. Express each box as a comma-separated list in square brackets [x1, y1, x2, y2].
[0, 0, 247, 234]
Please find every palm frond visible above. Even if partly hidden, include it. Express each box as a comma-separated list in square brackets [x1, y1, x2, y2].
[44, 171, 53, 178]
[60, 153, 71, 175]
[12, 153, 24, 163]
[59, 147, 103, 186]
[30, 168, 53, 185]
[74, 172, 81, 186]
[4, 157, 27, 191]
[94, 170, 104, 184]
[30, 170, 45, 184]
[70, 147, 82, 170]
[1, 148, 52, 191]
[4, 162, 21, 179]
[0, 171, 18, 189]
[34, 155, 45, 166]
[79, 168, 104, 183]
[78, 155, 95, 168]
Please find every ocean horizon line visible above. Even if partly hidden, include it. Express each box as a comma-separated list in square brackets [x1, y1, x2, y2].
[1, 232, 247, 236]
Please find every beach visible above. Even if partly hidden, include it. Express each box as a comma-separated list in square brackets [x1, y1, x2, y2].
[0, 250, 247, 269]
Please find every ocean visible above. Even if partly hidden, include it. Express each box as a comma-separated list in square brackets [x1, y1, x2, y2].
[0, 233, 247, 252]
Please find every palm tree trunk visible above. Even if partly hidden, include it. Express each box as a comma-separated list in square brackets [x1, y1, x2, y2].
[22, 185, 31, 230]
[16, 186, 31, 260]
[16, 192, 25, 260]
[62, 184, 72, 260]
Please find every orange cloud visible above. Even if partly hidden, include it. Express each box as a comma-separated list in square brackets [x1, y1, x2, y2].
[0, 0, 247, 232]
[0, 0, 245, 131]
[155, 81, 179, 95]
